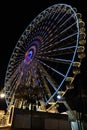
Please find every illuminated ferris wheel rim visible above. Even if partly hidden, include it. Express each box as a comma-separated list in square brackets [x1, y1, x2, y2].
[3, 3, 86, 110]
[5, 3, 80, 84]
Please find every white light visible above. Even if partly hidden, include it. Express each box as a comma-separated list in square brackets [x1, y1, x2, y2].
[57, 94, 62, 100]
[0, 93, 5, 98]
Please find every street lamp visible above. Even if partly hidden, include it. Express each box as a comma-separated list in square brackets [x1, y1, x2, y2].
[57, 94, 62, 100]
[0, 93, 5, 98]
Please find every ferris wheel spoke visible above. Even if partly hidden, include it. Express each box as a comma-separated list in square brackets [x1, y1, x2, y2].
[37, 75, 51, 100]
[58, 45, 76, 51]
[59, 13, 75, 28]
[5, 70, 20, 97]
[37, 56, 72, 64]
[39, 46, 75, 58]
[6, 65, 20, 81]
[59, 22, 77, 35]
[37, 45, 76, 57]
[37, 62, 57, 100]
[40, 5, 64, 32]
[15, 46, 26, 54]
[8, 64, 20, 74]
[36, 71, 48, 102]
[10, 58, 23, 66]
[45, 77, 57, 91]
[37, 61, 58, 89]
[40, 10, 75, 50]
[40, 31, 78, 53]
[37, 59, 65, 78]
[60, 32, 78, 42]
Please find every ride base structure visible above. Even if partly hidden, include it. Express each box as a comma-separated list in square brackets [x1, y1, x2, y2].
[0, 99, 87, 130]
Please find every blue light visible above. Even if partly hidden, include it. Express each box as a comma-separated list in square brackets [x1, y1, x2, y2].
[27, 50, 33, 60]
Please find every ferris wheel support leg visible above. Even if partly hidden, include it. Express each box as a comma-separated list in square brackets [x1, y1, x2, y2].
[71, 120, 84, 130]
[59, 100, 84, 130]
[7, 105, 14, 126]
[63, 101, 76, 120]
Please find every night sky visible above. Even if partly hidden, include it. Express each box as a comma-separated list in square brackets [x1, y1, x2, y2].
[0, 1, 87, 112]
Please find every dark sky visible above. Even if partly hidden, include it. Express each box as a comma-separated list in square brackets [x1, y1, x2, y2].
[0, 0, 87, 112]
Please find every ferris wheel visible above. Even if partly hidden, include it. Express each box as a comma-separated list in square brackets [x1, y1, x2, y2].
[3, 3, 86, 111]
